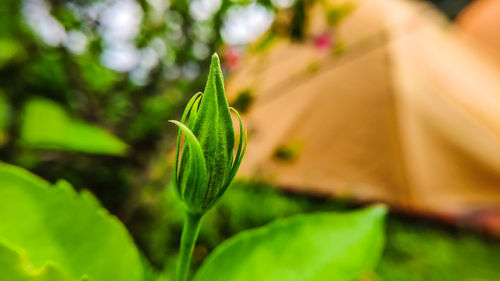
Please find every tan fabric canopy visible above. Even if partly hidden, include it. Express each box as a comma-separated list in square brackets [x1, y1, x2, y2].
[227, 0, 500, 232]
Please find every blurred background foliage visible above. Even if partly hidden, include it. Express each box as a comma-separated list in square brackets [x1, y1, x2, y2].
[0, 0, 472, 216]
[2, 0, 498, 280]
[0, 0, 314, 215]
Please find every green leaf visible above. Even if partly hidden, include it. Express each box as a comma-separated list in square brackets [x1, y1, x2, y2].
[0, 242, 74, 281]
[0, 162, 147, 281]
[20, 98, 128, 155]
[193, 206, 387, 281]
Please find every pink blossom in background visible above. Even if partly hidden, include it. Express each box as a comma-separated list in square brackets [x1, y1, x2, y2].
[223, 46, 242, 71]
[314, 32, 332, 51]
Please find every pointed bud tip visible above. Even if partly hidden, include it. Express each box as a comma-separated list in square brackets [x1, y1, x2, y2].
[211, 53, 221, 65]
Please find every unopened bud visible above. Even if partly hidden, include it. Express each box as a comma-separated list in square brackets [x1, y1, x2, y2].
[170, 53, 247, 215]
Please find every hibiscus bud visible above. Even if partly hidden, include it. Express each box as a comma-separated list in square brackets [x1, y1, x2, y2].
[170, 53, 247, 215]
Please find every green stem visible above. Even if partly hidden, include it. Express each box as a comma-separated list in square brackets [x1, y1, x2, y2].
[176, 211, 203, 281]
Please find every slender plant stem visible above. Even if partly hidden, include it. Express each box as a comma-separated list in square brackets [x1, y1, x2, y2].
[175, 211, 203, 281]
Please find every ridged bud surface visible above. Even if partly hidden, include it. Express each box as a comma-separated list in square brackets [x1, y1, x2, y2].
[171, 53, 247, 214]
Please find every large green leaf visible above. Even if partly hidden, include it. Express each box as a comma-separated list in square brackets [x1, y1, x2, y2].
[0, 162, 146, 281]
[20, 98, 127, 155]
[0, 242, 75, 281]
[194, 206, 387, 281]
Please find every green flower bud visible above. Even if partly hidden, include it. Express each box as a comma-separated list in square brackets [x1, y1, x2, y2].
[170, 53, 247, 215]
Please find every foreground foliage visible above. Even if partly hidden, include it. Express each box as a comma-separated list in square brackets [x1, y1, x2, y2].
[194, 206, 386, 281]
[0, 162, 386, 281]
[0, 162, 146, 281]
